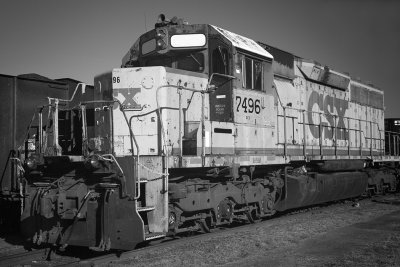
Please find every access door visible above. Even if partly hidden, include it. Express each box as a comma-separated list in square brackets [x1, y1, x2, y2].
[208, 38, 233, 122]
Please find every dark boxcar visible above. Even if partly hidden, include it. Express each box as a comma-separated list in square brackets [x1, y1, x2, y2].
[55, 78, 94, 107]
[0, 74, 68, 195]
[385, 118, 400, 155]
[0, 73, 92, 230]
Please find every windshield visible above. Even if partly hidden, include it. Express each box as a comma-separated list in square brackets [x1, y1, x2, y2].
[144, 52, 204, 73]
[145, 56, 173, 67]
[176, 53, 204, 72]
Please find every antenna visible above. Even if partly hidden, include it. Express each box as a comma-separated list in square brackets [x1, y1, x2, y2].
[144, 13, 147, 32]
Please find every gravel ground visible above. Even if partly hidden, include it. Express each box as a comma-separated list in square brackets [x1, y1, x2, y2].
[104, 198, 400, 267]
[0, 233, 26, 257]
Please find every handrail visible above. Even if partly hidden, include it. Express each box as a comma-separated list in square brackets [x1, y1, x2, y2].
[283, 107, 287, 158]
[64, 98, 141, 199]
[276, 104, 385, 159]
[277, 105, 384, 129]
[151, 73, 235, 193]
[302, 110, 306, 159]
[80, 105, 88, 157]
[155, 83, 207, 193]
[113, 100, 141, 199]
[48, 83, 86, 103]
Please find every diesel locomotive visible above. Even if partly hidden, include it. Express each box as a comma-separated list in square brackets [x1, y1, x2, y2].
[8, 15, 400, 250]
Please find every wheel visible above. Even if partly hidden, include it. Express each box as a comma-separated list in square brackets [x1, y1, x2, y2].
[246, 208, 261, 223]
[217, 199, 234, 223]
[262, 194, 275, 214]
[168, 211, 177, 232]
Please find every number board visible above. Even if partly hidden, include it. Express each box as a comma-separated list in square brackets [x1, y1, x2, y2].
[112, 68, 136, 90]
[235, 96, 261, 114]
[112, 68, 142, 110]
[234, 89, 267, 125]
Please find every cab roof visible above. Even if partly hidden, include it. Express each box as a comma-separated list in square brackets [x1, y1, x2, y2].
[211, 25, 273, 60]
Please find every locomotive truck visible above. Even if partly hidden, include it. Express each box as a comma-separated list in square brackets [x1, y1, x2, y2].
[10, 15, 400, 250]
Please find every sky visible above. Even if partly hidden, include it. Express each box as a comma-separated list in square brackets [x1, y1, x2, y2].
[0, 0, 399, 117]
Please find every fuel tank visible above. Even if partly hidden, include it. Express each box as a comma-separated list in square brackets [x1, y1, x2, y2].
[276, 171, 368, 211]
[310, 160, 365, 172]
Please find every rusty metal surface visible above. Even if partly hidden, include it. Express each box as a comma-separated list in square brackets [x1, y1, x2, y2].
[310, 160, 365, 172]
[258, 41, 295, 80]
[298, 63, 350, 91]
[351, 83, 383, 109]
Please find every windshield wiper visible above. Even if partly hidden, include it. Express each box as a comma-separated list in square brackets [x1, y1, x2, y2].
[217, 46, 227, 68]
[190, 53, 202, 67]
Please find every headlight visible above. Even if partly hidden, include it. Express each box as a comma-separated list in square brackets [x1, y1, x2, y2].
[25, 157, 37, 170]
[85, 156, 101, 171]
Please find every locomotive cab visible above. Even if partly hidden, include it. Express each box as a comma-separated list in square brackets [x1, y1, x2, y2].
[122, 22, 275, 158]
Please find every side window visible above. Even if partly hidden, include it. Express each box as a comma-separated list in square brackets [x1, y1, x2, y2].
[254, 60, 262, 90]
[242, 54, 263, 91]
[245, 57, 252, 88]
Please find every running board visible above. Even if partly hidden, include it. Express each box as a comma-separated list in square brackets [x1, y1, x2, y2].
[145, 232, 166, 241]
[137, 206, 155, 212]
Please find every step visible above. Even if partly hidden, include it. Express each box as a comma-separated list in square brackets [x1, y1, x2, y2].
[137, 206, 155, 212]
[139, 178, 148, 183]
[145, 232, 166, 241]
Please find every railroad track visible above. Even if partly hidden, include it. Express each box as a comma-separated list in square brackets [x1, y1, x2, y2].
[371, 193, 400, 205]
[76, 196, 400, 266]
[2, 196, 399, 266]
[57, 199, 358, 266]
[0, 248, 48, 266]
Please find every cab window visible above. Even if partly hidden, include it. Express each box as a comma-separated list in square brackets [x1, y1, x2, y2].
[145, 56, 172, 67]
[144, 53, 204, 73]
[176, 53, 204, 72]
[242, 54, 263, 91]
[212, 46, 229, 74]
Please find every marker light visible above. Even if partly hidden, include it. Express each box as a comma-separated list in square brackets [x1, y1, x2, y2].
[157, 39, 166, 49]
[155, 28, 168, 50]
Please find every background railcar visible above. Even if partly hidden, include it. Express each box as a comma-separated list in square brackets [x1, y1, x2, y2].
[385, 118, 400, 156]
[0, 74, 93, 230]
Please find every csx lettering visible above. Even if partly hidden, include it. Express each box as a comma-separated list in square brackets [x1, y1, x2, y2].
[236, 96, 261, 114]
[307, 91, 348, 140]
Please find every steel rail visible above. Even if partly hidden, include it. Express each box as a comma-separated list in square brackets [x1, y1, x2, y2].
[66, 200, 357, 266]
[0, 248, 47, 266]
[8, 196, 395, 266]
